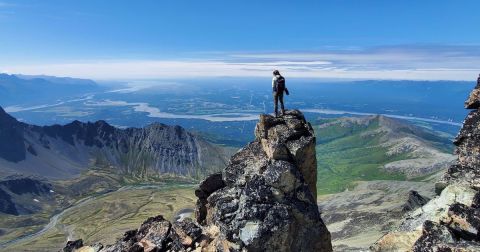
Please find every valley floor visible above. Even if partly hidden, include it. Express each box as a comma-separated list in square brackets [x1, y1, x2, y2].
[0, 185, 196, 252]
[0, 178, 438, 252]
[319, 179, 437, 251]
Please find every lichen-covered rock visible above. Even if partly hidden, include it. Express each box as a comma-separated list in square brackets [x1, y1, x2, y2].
[370, 230, 423, 252]
[412, 221, 456, 252]
[64, 110, 332, 252]
[445, 203, 480, 241]
[255, 109, 318, 200]
[442, 109, 480, 189]
[373, 82, 480, 251]
[398, 184, 477, 233]
[196, 110, 331, 251]
[465, 86, 480, 109]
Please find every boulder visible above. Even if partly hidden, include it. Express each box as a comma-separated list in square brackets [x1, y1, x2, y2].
[99, 216, 202, 252]
[370, 230, 422, 252]
[413, 221, 456, 252]
[63, 239, 83, 252]
[195, 172, 225, 199]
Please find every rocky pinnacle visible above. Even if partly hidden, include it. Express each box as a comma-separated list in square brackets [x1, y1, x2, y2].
[64, 110, 332, 252]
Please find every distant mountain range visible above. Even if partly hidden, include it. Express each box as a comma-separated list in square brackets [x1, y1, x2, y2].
[314, 115, 456, 194]
[0, 106, 230, 180]
[0, 74, 103, 105]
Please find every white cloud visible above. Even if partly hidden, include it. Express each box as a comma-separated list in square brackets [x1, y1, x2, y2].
[0, 2, 15, 9]
[2, 45, 480, 81]
[0, 2, 16, 19]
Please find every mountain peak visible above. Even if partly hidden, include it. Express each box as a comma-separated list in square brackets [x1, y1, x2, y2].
[0, 106, 6, 117]
[0, 106, 12, 119]
[0, 73, 18, 80]
[65, 110, 333, 252]
[0, 107, 26, 163]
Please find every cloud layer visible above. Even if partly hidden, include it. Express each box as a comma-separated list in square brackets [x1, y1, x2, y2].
[2, 45, 479, 81]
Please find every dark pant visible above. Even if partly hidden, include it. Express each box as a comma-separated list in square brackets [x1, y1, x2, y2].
[274, 92, 285, 116]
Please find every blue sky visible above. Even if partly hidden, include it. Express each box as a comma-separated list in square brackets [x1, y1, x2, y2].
[1, 0, 479, 80]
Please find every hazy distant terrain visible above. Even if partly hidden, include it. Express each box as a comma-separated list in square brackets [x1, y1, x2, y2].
[1, 75, 471, 146]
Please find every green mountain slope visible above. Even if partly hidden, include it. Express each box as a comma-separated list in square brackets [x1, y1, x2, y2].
[314, 115, 455, 194]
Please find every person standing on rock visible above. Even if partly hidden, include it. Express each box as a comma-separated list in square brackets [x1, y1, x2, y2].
[477, 73, 480, 88]
[272, 70, 289, 117]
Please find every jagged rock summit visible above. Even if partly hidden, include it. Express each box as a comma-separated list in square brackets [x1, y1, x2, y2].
[65, 110, 332, 252]
[372, 83, 480, 251]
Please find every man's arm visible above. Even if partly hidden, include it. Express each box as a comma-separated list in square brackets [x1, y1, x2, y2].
[272, 77, 276, 92]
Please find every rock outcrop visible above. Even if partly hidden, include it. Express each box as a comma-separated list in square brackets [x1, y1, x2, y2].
[464, 78, 480, 109]
[401, 190, 430, 212]
[372, 83, 480, 251]
[65, 110, 332, 252]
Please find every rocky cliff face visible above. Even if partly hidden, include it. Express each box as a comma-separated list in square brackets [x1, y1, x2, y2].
[372, 85, 480, 251]
[65, 110, 332, 252]
[0, 106, 228, 180]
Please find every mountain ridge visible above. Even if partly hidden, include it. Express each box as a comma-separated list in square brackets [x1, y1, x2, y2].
[314, 114, 455, 194]
[0, 74, 103, 106]
[0, 106, 230, 180]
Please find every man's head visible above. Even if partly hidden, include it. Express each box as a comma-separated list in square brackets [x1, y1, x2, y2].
[273, 70, 280, 76]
